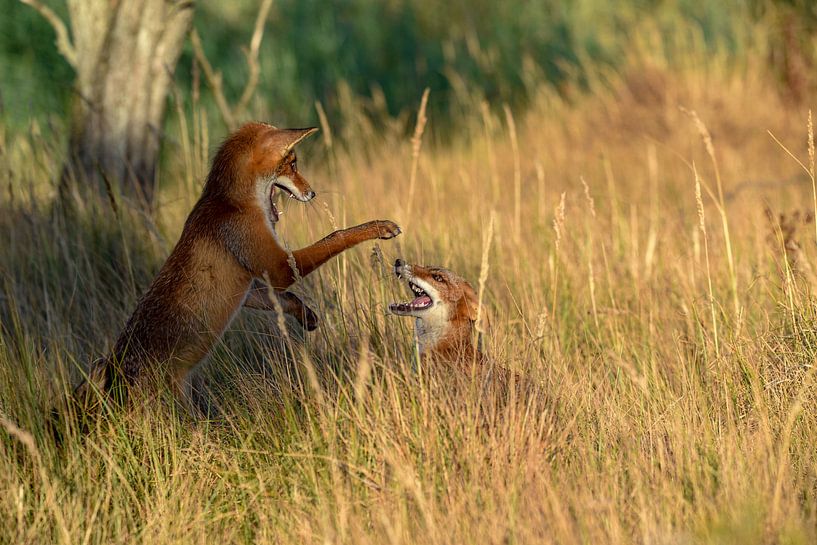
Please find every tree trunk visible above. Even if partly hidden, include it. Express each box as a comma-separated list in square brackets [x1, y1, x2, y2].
[56, 0, 194, 207]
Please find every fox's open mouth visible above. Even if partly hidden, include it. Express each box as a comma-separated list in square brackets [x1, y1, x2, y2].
[389, 280, 434, 314]
[274, 182, 297, 199]
[268, 180, 314, 224]
[268, 186, 281, 223]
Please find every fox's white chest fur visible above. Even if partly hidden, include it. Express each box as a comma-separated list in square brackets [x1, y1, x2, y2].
[255, 175, 285, 247]
[414, 304, 450, 353]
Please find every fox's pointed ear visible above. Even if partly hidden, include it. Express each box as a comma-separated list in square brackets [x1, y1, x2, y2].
[463, 284, 491, 335]
[462, 283, 480, 323]
[279, 127, 319, 155]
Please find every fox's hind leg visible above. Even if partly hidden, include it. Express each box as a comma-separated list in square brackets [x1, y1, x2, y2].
[245, 279, 319, 330]
[72, 357, 114, 412]
[170, 367, 207, 420]
[53, 357, 119, 439]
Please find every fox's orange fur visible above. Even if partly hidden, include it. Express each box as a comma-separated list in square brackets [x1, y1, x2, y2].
[78, 122, 400, 412]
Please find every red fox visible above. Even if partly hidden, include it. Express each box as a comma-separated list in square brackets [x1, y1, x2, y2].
[76, 122, 401, 413]
[389, 259, 526, 410]
[389, 259, 487, 364]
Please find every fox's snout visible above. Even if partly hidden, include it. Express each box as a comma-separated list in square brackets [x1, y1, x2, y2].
[394, 258, 412, 278]
[274, 173, 316, 202]
[289, 172, 316, 201]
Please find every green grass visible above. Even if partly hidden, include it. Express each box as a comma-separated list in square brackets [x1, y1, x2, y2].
[2, 0, 781, 130]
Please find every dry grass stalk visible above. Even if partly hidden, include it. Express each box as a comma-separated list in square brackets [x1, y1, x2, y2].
[353, 339, 372, 404]
[549, 192, 567, 340]
[694, 164, 719, 358]
[0, 413, 71, 543]
[480, 101, 500, 201]
[503, 105, 522, 241]
[535, 161, 546, 223]
[553, 192, 566, 252]
[322, 200, 339, 231]
[809, 110, 816, 243]
[580, 176, 596, 219]
[533, 309, 549, 341]
[588, 258, 599, 330]
[404, 88, 430, 226]
[681, 106, 739, 323]
[475, 211, 495, 336]
[262, 272, 291, 345]
[315, 100, 334, 150]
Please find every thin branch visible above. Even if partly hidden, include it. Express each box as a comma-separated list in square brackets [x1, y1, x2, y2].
[190, 0, 274, 130]
[190, 28, 236, 130]
[19, 0, 77, 68]
[236, 0, 274, 113]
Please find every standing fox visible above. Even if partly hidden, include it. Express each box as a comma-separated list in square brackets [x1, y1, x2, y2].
[76, 122, 401, 413]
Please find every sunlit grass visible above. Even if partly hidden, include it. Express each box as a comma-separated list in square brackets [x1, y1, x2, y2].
[3, 32, 817, 544]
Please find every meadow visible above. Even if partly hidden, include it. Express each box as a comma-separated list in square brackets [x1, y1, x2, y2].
[3, 2, 817, 543]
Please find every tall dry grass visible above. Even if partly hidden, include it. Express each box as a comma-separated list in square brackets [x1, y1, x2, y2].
[3, 29, 817, 544]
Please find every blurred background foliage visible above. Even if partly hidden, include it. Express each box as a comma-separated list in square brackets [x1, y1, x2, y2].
[1, 0, 815, 135]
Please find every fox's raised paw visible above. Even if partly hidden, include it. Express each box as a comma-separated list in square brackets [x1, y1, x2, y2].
[371, 220, 402, 240]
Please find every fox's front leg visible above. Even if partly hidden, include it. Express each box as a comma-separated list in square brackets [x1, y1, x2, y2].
[291, 220, 401, 277]
[244, 279, 319, 331]
[235, 216, 401, 289]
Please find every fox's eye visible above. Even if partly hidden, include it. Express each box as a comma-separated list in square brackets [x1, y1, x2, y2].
[432, 273, 445, 283]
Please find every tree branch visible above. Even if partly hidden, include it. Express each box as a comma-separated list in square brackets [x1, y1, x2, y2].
[19, 0, 77, 68]
[190, 0, 274, 130]
[190, 28, 236, 130]
[236, 0, 274, 114]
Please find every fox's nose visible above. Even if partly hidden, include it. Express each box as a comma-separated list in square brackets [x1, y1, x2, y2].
[305, 189, 316, 200]
[394, 258, 404, 269]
